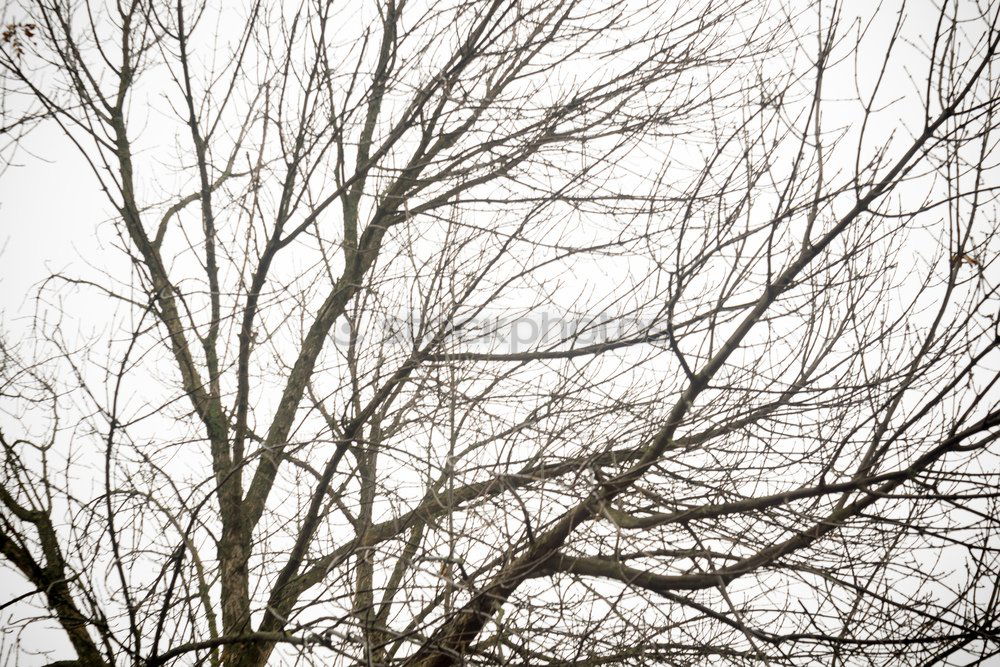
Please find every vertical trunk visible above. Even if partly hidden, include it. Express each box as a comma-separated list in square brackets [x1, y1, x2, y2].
[355, 427, 380, 663]
[219, 520, 251, 665]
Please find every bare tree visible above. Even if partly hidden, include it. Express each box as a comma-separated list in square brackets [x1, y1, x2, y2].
[1, 0, 999, 665]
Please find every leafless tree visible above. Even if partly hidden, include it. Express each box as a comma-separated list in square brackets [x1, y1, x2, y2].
[1, 0, 999, 665]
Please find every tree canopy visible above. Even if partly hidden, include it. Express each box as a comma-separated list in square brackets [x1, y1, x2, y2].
[1, 0, 999, 665]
